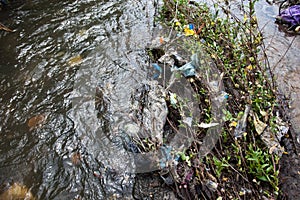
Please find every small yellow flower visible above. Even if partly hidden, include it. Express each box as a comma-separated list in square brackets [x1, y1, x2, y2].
[246, 64, 253, 71]
[175, 21, 181, 26]
[229, 121, 238, 127]
[243, 14, 248, 22]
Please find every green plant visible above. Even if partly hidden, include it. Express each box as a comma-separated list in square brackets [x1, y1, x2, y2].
[213, 156, 230, 178]
[245, 144, 279, 191]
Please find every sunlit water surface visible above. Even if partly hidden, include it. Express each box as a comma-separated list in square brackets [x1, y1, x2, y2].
[0, 0, 157, 199]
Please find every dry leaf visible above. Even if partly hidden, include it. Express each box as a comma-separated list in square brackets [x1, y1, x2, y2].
[71, 152, 81, 166]
[252, 112, 267, 135]
[68, 55, 82, 66]
[27, 114, 46, 130]
[0, 183, 35, 200]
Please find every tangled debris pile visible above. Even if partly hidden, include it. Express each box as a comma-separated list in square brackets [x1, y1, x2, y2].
[136, 0, 297, 199]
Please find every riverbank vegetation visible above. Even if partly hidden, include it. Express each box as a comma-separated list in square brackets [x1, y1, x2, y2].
[149, 0, 291, 199]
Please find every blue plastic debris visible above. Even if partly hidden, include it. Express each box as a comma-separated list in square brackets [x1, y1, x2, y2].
[189, 24, 194, 30]
[151, 63, 162, 79]
[171, 62, 196, 77]
[159, 145, 173, 169]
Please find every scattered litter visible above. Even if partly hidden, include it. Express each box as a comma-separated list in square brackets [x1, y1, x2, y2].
[182, 117, 193, 127]
[261, 127, 285, 157]
[239, 187, 252, 196]
[169, 92, 178, 108]
[205, 179, 218, 191]
[158, 54, 175, 66]
[184, 24, 196, 36]
[260, 113, 288, 157]
[151, 63, 162, 79]
[159, 145, 173, 168]
[214, 91, 229, 104]
[234, 105, 251, 138]
[171, 52, 188, 66]
[158, 51, 187, 67]
[198, 122, 219, 128]
[159, 37, 164, 44]
[276, 4, 300, 31]
[171, 62, 196, 77]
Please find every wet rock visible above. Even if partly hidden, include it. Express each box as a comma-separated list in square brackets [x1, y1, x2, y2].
[130, 80, 168, 145]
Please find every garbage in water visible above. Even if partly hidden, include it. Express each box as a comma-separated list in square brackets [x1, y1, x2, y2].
[276, 4, 300, 31]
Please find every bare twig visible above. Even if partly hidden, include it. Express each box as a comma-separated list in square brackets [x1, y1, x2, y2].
[272, 36, 296, 72]
[0, 22, 13, 32]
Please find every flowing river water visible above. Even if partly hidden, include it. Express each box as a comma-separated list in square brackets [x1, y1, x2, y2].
[0, 0, 300, 199]
[0, 0, 162, 199]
